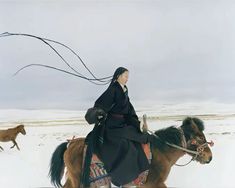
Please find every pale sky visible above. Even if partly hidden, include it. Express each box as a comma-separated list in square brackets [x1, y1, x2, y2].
[0, 0, 235, 110]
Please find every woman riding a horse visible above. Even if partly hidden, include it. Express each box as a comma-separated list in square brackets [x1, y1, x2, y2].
[84, 67, 154, 186]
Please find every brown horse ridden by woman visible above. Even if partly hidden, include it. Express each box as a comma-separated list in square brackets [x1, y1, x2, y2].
[49, 117, 213, 188]
[0, 124, 26, 151]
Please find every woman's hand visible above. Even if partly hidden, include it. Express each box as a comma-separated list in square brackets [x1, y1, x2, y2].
[96, 108, 107, 121]
[85, 107, 107, 124]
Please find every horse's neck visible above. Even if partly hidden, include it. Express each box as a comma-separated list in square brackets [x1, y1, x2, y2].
[153, 148, 185, 166]
[148, 148, 185, 186]
[8, 127, 20, 136]
[165, 149, 185, 165]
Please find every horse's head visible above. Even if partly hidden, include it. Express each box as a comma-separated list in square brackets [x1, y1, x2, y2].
[17, 124, 26, 135]
[181, 117, 213, 164]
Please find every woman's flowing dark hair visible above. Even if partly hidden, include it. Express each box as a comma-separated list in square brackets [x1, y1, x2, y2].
[0, 32, 114, 85]
[0, 33, 131, 87]
[109, 67, 128, 87]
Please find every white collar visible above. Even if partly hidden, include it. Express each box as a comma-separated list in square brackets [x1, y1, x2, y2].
[119, 83, 125, 88]
[118, 82, 127, 92]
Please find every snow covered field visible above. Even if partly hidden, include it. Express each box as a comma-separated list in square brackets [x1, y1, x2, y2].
[0, 103, 234, 188]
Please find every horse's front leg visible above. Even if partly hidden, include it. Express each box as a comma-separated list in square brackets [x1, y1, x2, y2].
[11, 140, 20, 150]
[10, 142, 15, 149]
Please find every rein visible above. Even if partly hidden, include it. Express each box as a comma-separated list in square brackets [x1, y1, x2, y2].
[147, 129, 199, 155]
[174, 156, 196, 167]
[147, 129, 199, 166]
[147, 128, 213, 167]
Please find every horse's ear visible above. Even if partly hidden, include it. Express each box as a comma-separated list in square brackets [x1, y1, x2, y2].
[190, 120, 200, 134]
[181, 117, 200, 139]
[181, 117, 193, 130]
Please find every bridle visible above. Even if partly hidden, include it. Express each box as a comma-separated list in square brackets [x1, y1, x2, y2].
[187, 135, 214, 163]
[147, 128, 214, 166]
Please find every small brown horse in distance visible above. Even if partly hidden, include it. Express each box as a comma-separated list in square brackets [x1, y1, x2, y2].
[49, 117, 213, 188]
[0, 124, 26, 151]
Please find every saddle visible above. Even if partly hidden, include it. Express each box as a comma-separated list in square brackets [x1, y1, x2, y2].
[81, 143, 152, 188]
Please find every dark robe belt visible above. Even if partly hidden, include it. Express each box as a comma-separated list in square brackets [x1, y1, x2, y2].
[110, 113, 125, 119]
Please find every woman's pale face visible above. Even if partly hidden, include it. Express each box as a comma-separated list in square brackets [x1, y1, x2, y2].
[117, 71, 129, 85]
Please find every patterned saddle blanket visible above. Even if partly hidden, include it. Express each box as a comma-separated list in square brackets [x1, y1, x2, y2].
[82, 143, 152, 187]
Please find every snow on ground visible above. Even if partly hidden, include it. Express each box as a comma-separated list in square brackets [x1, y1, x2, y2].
[0, 103, 235, 188]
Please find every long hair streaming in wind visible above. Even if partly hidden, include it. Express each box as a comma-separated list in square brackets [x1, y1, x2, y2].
[0, 32, 113, 85]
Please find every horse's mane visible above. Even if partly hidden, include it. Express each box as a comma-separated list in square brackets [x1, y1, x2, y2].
[153, 126, 182, 151]
[152, 117, 205, 151]
[182, 117, 204, 131]
[181, 117, 205, 140]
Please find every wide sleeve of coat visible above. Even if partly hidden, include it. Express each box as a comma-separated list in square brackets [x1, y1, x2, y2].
[94, 86, 115, 113]
[129, 101, 138, 119]
[128, 101, 142, 132]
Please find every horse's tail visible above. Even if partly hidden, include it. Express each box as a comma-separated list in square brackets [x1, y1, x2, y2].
[49, 142, 68, 188]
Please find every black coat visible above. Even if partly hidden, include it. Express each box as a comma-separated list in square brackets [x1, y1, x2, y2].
[90, 82, 150, 186]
